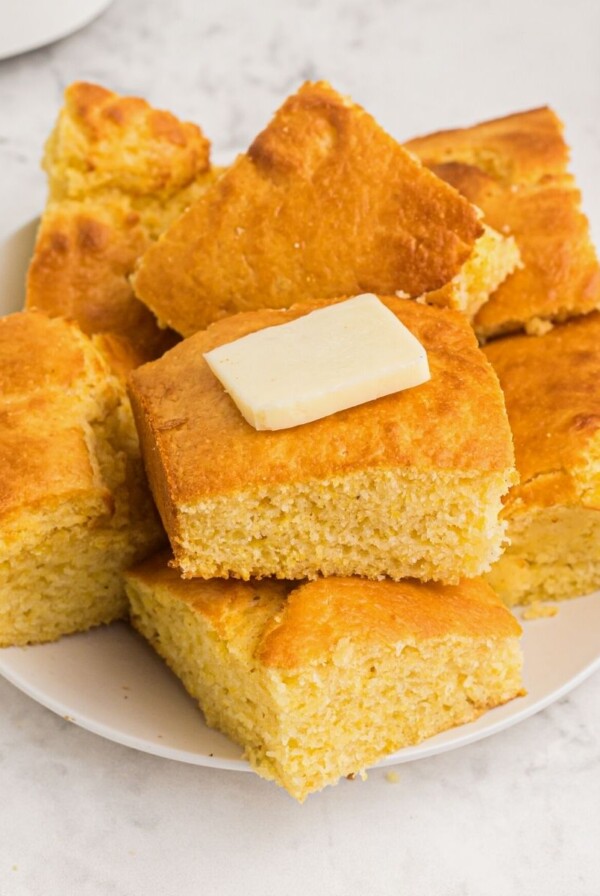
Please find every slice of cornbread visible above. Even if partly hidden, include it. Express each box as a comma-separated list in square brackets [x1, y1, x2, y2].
[0, 311, 164, 647]
[26, 81, 218, 365]
[406, 107, 600, 339]
[484, 312, 600, 605]
[125, 553, 524, 802]
[131, 80, 517, 336]
[128, 296, 516, 583]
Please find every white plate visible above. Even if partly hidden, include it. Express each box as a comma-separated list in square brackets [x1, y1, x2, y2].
[0, 0, 113, 61]
[1, 220, 600, 772]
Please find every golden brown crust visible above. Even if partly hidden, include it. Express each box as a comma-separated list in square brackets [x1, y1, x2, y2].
[127, 552, 521, 671]
[27, 201, 176, 364]
[406, 107, 568, 184]
[26, 81, 213, 365]
[132, 80, 483, 336]
[0, 403, 110, 525]
[406, 107, 600, 337]
[484, 312, 600, 512]
[129, 296, 515, 522]
[260, 576, 522, 668]
[0, 311, 112, 523]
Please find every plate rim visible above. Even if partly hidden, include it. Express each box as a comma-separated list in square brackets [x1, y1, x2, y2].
[0, 0, 114, 62]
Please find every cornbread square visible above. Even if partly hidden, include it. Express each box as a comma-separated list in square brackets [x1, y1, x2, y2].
[406, 107, 600, 339]
[132, 80, 518, 336]
[0, 311, 164, 646]
[26, 81, 218, 365]
[125, 553, 524, 801]
[128, 296, 516, 583]
[484, 312, 600, 605]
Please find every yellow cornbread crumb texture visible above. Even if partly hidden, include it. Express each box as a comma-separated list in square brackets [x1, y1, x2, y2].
[129, 296, 516, 585]
[125, 561, 523, 802]
[0, 312, 164, 647]
[521, 602, 559, 621]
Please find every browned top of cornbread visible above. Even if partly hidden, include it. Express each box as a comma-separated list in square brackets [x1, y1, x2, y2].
[128, 295, 515, 526]
[26, 201, 174, 365]
[26, 81, 212, 364]
[0, 311, 112, 524]
[127, 552, 521, 670]
[406, 107, 600, 337]
[131, 80, 484, 336]
[484, 312, 600, 512]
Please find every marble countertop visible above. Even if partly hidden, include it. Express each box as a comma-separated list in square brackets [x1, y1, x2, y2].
[1, 0, 599, 893]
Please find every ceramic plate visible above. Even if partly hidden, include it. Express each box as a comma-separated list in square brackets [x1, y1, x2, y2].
[1, 219, 600, 772]
[0, 0, 113, 61]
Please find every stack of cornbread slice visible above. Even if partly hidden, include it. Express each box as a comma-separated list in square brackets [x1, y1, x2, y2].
[6, 77, 600, 801]
[406, 107, 600, 340]
[0, 311, 164, 646]
[0, 84, 218, 645]
[408, 109, 600, 607]
[131, 81, 519, 333]
[126, 290, 523, 800]
[26, 81, 219, 369]
[120, 81, 530, 800]
[484, 315, 600, 606]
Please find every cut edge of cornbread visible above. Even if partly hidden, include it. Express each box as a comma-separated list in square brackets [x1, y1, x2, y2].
[483, 313, 600, 605]
[423, 223, 521, 319]
[406, 107, 600, 338]
[486, 503, 600, 605]
[0, 313, 165, 647]
[128, 296, 517, 586]
[125, 559, 524, 802]
[0, 389, 165, 646]
[173, 467, 515, 583]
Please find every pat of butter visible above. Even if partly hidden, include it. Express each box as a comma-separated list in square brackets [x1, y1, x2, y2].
[203, 294, 430, 431]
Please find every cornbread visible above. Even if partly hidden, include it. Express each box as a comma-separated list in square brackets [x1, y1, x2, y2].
[125, 553, 524, 801]
[406, 107, 600, 339]
[129, 296, 516, 583]
[484, 312, 600, 605]
[0, 311, 164, 647]
[132, 80, 517, 336]
[26, 81, 217, 364]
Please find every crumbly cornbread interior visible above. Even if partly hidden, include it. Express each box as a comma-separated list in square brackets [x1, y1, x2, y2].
[0, 312, 164, 646]
[406, 107, 600, 338]
[128, 296, 516, 584]
[176, 468, 513, 583]
[486, 505, 600, 605]
[425, 223, 520, 319]
[484, 312, 600, 605]
[126, 558, 523, 801]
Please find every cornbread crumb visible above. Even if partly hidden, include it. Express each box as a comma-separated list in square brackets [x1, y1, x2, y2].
[0, 311, 164, 647]
[129, 297, 516, 584]
[484, 312, 600, 605]
[125, 555, 524, 801]
[424, 224, 521, 320]
[525, 317, 554, 337]
[385, 770, 400, 784]
[522, 601, 559, 620]
[26, 81, 217, 364]
[131, 80, 504, 336]
[406, 107, 600, 338]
